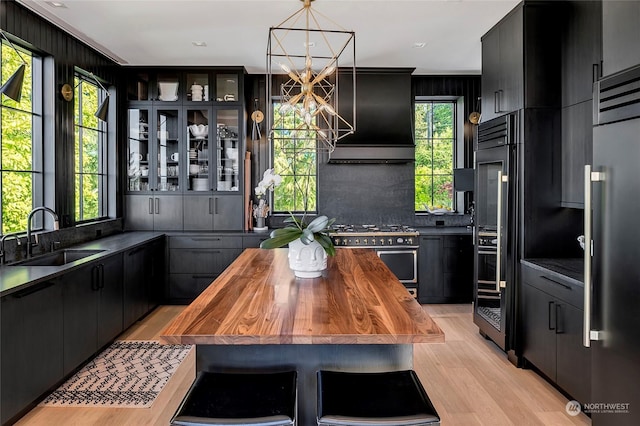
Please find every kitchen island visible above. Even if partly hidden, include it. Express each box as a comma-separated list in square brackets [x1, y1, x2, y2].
[160, 248, 444, 425]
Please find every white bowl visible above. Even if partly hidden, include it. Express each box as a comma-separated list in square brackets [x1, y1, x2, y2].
[189, 124, 208, 139]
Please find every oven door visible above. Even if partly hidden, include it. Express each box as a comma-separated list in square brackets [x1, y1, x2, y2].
[376, 249, 417, 284]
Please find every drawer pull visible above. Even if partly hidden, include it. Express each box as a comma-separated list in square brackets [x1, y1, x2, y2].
[190, 237, 221, 242]
[540, 275, 571, 290]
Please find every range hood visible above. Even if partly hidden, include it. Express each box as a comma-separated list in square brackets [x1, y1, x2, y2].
[328, 68, 415, 164]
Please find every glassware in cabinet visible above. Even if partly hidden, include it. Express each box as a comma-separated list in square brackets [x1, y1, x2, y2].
[127, 108, 151, 192]
[154, 108, 181, 192]
[215, 108, 240, 192]
[216, 74, 239, 102]
[156, 71, 180, 102]
[186, 108, 211, 192]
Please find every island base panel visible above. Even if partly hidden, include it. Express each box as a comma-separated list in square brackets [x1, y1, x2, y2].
[196, 344, 413, 426]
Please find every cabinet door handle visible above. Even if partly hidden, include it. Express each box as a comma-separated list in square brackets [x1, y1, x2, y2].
[12, 281, 55, 298]
[91, 265, 100, 291]
[191, 274, 217, 279]
[155, 198, 160, 214]
[209, 198, 213, 215]
[540, 275, 571, 290]
[494, 91, 500, 113]
[213, 197, 218, 215]
[592, 63, 599, 83]
[548, 301, 556, 330]
[555, 303, 563, 334]
[148, 197, 154, 214]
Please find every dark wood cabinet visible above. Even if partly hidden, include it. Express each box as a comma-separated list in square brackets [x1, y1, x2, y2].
[481, 6, 523, 122]
[183, 195, 244, 231]
[521, 263, 591, 405]
[561, 0, 602, 107]
[167, 235, 243, 303]
[1, 281, 63, 425]
[63, 254, 124, 375]
[480, 2, 561, 123]
[123, 245, 151, 328]
[418, 233, 472, 304]
[561, 101, 593, 207]
[602, 0, 640, 77]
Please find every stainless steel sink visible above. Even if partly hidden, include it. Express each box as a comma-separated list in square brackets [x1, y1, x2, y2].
[12, 249, 106, 266]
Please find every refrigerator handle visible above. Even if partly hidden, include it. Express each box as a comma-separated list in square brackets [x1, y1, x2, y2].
[584, 164, 605, 347]
[495, 171, 507, 292]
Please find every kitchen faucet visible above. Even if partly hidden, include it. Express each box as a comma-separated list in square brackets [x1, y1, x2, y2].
[0, 232, 22, 265]
[26, 206, 59, 257]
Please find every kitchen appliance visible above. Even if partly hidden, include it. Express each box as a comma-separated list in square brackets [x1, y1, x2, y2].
[329, 224, 419, 297]
[329, 68, 416, 164]
[586, 64, 640, 424]
[473, 113, 518, 351]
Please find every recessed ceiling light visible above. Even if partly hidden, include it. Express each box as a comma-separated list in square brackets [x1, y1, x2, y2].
[304, 41, 316, 48]
[413, 42, 426, 49]
[192, 41, 207, 47]
[46, 1, 67, 7]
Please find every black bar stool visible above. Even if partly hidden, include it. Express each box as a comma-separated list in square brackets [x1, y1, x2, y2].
[316, 370, 440, 426]
[171, 371, 297, 426]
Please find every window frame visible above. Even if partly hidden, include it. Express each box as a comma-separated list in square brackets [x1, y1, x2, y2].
[1, 39, 44, 234]
[269, 99, 319, 215]
[73, 71, 109, 224]
[414, 96, 465, 214]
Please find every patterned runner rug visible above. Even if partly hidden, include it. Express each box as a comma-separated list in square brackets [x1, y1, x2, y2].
[40, 341, 193, 408]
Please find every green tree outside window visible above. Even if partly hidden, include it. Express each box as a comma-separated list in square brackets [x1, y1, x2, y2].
[1, 41, 35, 234]
[415, 101, 455, 211]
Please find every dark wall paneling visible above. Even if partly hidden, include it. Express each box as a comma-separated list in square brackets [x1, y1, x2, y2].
[2, 0, 122, 226]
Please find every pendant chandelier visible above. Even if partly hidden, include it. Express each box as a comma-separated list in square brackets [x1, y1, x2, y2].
[267, 0, 356, 153]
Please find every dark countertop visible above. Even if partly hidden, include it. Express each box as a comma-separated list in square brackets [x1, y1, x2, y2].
[0, 231, 164, 297]
[416, 226, 472, 235]
[521, 258, 584, 287]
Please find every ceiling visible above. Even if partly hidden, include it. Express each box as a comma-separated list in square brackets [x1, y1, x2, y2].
[17, 0, 520, 75]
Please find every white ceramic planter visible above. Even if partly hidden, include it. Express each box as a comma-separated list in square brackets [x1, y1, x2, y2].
[288, 238, 327, 278]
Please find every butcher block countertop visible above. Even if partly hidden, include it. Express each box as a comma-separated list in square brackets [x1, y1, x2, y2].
[160, 248, 444, 345]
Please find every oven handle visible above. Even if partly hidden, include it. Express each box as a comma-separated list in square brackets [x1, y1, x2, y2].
[496, 170, 507, 292]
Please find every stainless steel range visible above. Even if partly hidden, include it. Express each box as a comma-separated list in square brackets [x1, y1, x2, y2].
[329, 224, 419, 297]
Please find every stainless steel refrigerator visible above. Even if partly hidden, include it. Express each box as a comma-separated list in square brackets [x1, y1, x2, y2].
[586, 64, 640, 425]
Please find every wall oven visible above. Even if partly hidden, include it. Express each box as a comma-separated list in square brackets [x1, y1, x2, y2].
[330, 225, 419, 298]
[474, 113, 518, 351]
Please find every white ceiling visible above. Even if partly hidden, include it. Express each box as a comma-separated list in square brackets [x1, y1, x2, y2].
[17, 0, 520, 75]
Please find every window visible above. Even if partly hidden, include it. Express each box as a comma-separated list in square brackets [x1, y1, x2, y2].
[271, 101, 317, 213]
[1, 39, 42, 234]
[414, 100, 456, 212]
[74, 74, 108, 222]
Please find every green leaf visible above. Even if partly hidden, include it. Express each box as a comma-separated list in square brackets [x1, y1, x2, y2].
[300, 228, 314, 244]
[306, 215, 328, 233]
[260, 228, 303, 249]
[316, 233, 336, 256]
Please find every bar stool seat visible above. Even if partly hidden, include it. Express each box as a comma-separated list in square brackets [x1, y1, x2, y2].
[316, 370, 440, 426]
[171, 371, 297, 426]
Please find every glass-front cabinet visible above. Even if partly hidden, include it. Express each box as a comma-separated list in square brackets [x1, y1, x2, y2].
[125, 67, 245, 232]
[127, 107, 182, 193]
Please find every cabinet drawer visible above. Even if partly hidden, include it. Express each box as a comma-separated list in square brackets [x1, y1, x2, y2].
[243, 235, 269, 248]
[168, 273, 218, 300]
[169, 235, 242, 249]
[169, 248, 241, 274]
[443, 234, 470, 248]
[521, 264, 583, 309]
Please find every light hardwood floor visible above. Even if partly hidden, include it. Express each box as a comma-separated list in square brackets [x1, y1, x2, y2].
[16, 304, 590, 426]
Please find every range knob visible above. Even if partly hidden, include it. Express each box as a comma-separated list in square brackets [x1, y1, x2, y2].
[407, 237, 414, 245]
[355, 238, 360, 245]
[363, 238, 368, 245]
[388, 238, 393, 245]
[335, 238, 341, 245]
[397, 237, 404, 244]
[379, 238, 385, 245]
